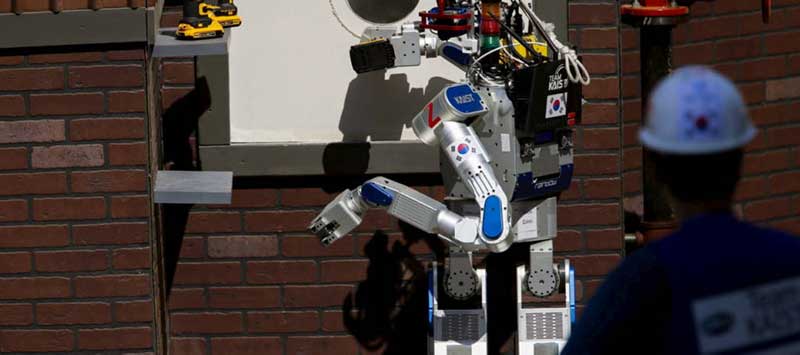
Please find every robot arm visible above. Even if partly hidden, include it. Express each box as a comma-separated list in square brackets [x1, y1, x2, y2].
[310, 177, 482, 248]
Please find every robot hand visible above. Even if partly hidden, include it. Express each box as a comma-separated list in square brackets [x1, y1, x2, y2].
[309, 178, 482, 248]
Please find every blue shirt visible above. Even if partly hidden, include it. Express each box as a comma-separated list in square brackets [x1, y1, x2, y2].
[562, 213, 800, 355]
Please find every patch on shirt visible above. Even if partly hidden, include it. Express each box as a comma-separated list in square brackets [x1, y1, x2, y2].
[692, 276, 800, 354]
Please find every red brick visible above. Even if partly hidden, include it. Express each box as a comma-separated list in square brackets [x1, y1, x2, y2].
[791, 55, 800, 75]
[282, 235, 354, 257]
[281, 188, 337, 207]
[765, 31, 800, 55]
[0, 120, 64, 143]
[0, 147, 27, 170]
[582, 54, 617, 75]
[168, 288, 206, 310]
[114, 300, 153, 323]
[37, 302, 111, 325]
[0, 56, 23, 65]
[0, 67, 64, 91]
[569, 3, 616, 25]
[170, 337, 207, 355]
[583, 178, 621, 200]
[211, 337, 282, 355]
[186, 212, 241, 233]
[208, 286, 281, 309]
[742, 150, 792, 175]
[113, 247, 151, 270]
[623, 99, 642, 123]
[558, 204, 620, 226]
[78, 327, 152, 350]
[766, 77, 800, 101]
[247, 311, 319, 333]
[244, 210, 318, 233]
[581, 127, 620, 150]
[109, 142, 148, 166]
[714, 37, 761, 62]
[0, 304, 33, 326]
[744, 197, 794, 221]
[73, 222, 148, 245]
[31, 144, 104, 168]
[0, 330, 74, 352]
[108, 90, 146, 113]
[624, 170, 642, 195]
[321, 311, 346, 332]
[71, 170, 147, 193]
[623, 123, 640, 147]
[0, 95, 25, 116]
[171, 312, 244, 335]
[30, 93, 104, 116]
[28, 52, 104, 64]
[560, 180, 581, 201]
[674, 42, 715, 66]
[35, 250, 108, 272]
[750, 102, 798, 126]
[174, 262, 242, 285]
[621, 52, 640, 75]
[70, 117, 145, 141]
[107, 49, 146, 61]
[769, 171, 800, 194]
[574, 154, 620, 176]
[735, 177, 769, 202]
[246, 260, 317, 284]
[769, 125, 800, 148]
[0, 252, 31, 273]
[207, 235, 278, 258]
[620, 28, 638, 50]
[33, 197, 105, 221]
[689, 16, 740, 41]
[284, 285, 353, 308]
[621, 76, 639, 98]
[179, 237, 205, 259]
[163, 61, 194, 85]
[161, 88, 191, 110]
[584, 77, 619, 100]
[286, 336, 359, 355]
[554, 230, 582, 252]
[582, 103, 618, 125]
[69, 65, 144, 88]
[739, 57, 788, 81]
[0, 225, 68, 248]
[0, 199, 27, 222]
[111, 195, 149, 218]
[623, 147, 642, 171]
[739, 82, 766, 105]
[579, 28, 617, 49]
[586, 229, 623, 250]
[320, 260, 368, 283]
[571, 254, 622, 277]
[74, 274, 151, 298]
[0, 277, 70, 299]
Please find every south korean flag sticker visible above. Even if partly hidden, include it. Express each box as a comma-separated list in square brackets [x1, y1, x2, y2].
[546, 93, 567, 119]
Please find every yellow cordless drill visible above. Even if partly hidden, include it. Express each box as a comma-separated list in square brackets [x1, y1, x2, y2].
[176, 0, 224, 40]
[209, 0, 242, 28]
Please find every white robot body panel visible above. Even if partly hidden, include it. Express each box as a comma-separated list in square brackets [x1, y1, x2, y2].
[431, 265, 489, 355]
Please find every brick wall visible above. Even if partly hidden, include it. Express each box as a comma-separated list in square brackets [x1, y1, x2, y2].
[162, 1, 625, 354]
[621, 0, 800, 235]
[0, 46, 156, 353]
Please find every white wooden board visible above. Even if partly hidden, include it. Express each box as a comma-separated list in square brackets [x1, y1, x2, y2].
[228, 0, 466, 143]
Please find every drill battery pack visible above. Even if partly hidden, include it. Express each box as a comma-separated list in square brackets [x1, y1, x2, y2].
[349, 39, 396, 74]
[510, 60, 582, 137]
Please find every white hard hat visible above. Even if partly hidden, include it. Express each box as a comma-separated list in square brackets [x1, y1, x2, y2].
[639, 66, 757, 155]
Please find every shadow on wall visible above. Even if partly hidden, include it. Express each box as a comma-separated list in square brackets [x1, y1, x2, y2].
[160, 77, 212, 297]
[322, 73, 451, 175]
[343, 224, 446, 354]
[338, 72, 453, 142]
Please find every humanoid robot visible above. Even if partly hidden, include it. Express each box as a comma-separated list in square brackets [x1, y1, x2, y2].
[310, 1, 590, 354]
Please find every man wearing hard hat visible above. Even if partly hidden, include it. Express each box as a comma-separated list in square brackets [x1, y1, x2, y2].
[562, 66, 800, 355]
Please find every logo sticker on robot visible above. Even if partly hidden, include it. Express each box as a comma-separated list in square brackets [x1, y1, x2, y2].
[692, 276, 800, 354]
[457, 143, 470, 155]
[427, 102, 442, 128]
[445, 84, 485, 114]
[546, 93, 567, 119]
